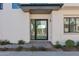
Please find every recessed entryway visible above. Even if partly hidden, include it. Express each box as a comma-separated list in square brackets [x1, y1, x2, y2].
[31, 19, 48, 40]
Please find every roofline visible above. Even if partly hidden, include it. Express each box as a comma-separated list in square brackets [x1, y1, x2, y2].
[20, 3, 64, 13]
[20, 3, 64, 8]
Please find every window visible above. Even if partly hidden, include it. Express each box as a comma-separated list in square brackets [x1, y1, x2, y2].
[64, 17, 79, 33]
[12, 3, 20, 9]
[0, 3, 3, 10]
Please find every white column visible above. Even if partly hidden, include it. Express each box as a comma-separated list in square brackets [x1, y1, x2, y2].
[25, 12, 30, 43]
[48, 14, 52, 41]
[51, 11, 63, 44]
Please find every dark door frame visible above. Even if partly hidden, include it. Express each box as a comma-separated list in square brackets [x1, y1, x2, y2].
[30, 19, 48, 40]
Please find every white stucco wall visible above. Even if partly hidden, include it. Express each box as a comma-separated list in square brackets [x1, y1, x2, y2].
[62, 9, 79, 45]
[0, 3, 30, 43]
[1, 3, 79, 45]
[51, 11, 64, 44]
[51, 9, 79, 45]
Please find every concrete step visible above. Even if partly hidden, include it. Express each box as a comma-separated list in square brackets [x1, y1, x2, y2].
[30, 40, 53, 48]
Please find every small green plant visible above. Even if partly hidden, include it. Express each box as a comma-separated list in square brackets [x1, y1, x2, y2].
[30, 46, 37, 51]
[54, 41, 62, 49]
[18, 40, 25, 44]
[39, 47, 46, 51]
[65, 39, 75, 48]
[76, 42, 79, 47]
[1, 40, 11, 45]
[1, 47, 8, 51]
[0, 40, 2, 45]
[16, 46, 23, 51]
[30, 46, 47, 51]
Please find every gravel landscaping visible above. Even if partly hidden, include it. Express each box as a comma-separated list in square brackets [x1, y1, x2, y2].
[0, 40, 79, 51]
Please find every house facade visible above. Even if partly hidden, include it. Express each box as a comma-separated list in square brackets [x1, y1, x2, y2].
[0, 3, 79, 44]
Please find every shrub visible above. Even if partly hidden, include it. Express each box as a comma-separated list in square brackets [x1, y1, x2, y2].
[30, 46, 37, 51]
[1, 40, 11, 45]
[39, 47, 47, 51]
[65, 39, 75, 48]
[1, 47, 8, 51]
[18, 40, 25, 44]
[30, 46, 47, 51]
[16, 46, 23, 51]
[24, 48, 31, 51]
[76, 42, 79, 47]
[54, 41, 62, 49]
[0, 40, 2, 45]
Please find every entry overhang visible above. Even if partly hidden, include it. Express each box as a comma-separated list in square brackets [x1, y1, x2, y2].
[20, 3, 63, 14]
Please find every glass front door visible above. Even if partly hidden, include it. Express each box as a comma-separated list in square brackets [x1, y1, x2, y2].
[31, 19, 48, 40]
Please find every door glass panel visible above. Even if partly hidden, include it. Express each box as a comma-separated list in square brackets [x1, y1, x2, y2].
[36, 20, 47, 39]
[31, 19, 48, 40]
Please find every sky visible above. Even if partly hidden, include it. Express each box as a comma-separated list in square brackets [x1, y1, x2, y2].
[25, 0, 54, 3]
[0, 0, 59, 3]
[1, 0, 79, 3]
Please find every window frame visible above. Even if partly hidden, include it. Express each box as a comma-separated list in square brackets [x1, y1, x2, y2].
[12, 3, 20, 9]
[64, 17, 79, 33]
[0, 3, 3, 10]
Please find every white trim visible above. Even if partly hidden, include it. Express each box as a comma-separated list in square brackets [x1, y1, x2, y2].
[64, 15, 79, 17]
